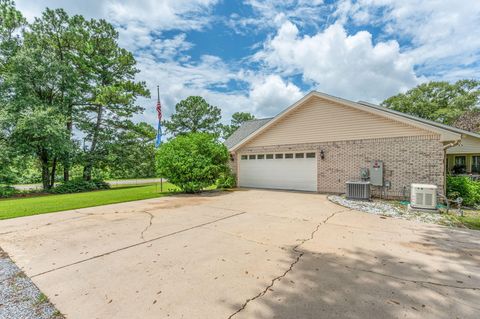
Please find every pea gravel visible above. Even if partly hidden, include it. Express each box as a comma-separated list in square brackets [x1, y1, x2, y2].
[328, 195, 455, 226]
[0, 248, 63, 319]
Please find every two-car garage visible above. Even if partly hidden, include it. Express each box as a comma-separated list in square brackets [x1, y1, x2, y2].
[238, 151, 317, 191]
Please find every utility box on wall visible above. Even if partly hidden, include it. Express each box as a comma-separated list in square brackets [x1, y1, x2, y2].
[370, 160, 383, 186]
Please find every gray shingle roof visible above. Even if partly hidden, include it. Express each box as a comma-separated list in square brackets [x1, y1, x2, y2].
[224, 118, 272, 150]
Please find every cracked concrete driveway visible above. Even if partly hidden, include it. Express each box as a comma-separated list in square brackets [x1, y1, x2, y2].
[0, 189, 479, 319]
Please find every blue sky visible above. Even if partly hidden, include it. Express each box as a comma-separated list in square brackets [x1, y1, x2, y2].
[16, 0, 480, 126]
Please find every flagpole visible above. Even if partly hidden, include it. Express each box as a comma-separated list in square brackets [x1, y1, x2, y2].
[157, 85, 163, 193]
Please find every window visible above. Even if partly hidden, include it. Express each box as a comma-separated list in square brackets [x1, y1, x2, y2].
[241, 155, 247, 160]
[266, 154, 274, 159]
[285, 153, 293, 159]
[306, 152, 316, 158]
[473, 156, 480, 173]
[295, 153, 304, 158]
[249, 155, 256, 160]
[275, 153, 283, 159]
[455, 156, 466, 166]
[257, 154, 265, 159]
[453, 155, 467, 174]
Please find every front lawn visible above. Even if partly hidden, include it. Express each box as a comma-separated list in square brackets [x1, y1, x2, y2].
[445, 210, 480, 230]
[0, 182, 177, 220]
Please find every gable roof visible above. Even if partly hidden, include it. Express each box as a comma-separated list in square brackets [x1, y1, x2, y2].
[224, 118, 272, 149]
[227, 91, 478, 151]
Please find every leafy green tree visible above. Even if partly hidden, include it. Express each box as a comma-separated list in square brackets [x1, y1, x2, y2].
[25, 9, 88, 181]
[163, 96, 222, 136]
[0, 0, 25, 70]
[381, 80, 480, 125]
[0, 1, 25, 185]
[76, 18, 149, 181]
[156, 133, 229, 193]
[222, 112, 255, 139]
[453, 110, 480, 133]
[10, 109, 71, 189]
[102, 122, 157, 179]
[0, 7, 76, 189]
[0, 3, 149, 188]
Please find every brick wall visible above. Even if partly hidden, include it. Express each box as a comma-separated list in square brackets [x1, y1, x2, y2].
[235, 135, 445, 199]
[228, 153, 237, 175]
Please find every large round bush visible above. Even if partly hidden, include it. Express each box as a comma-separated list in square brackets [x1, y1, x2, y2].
[156, 133, 229, 193]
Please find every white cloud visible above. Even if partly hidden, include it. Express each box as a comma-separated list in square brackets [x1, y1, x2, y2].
[249, 75, 303, 117]
[227, 0, 329, 34]
[16, 0, 218, 52]
[14, 0, 480, 125]
[254, 21, 420, 102]
[132, 51, 253, 126]
[334, 0, 480, 80]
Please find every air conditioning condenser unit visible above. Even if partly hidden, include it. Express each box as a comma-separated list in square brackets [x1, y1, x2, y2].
[410, 184, 437, 210]
[346, 181, 371, 200]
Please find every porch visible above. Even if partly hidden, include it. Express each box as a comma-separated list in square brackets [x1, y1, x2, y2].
[447, 153, 480, 178]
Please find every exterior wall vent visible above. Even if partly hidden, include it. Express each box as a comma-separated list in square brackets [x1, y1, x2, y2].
[346, 181, 371, 200]
[410, 184, 437, 210]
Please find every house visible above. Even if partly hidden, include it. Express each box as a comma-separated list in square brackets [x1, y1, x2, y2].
[225, 91, 480, 198]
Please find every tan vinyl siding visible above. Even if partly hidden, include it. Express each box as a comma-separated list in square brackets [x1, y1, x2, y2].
[446, 135, 480, 154]
[245, 96, 435, 147]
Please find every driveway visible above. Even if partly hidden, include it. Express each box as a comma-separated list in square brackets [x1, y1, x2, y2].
[0, 189, 479, 318]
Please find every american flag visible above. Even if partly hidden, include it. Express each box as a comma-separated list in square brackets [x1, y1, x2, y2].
[156, 99, 162, 121]
[155, 86, 163, 148]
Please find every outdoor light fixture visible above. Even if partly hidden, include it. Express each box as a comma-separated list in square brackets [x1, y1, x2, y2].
[320, 150, 325, 159]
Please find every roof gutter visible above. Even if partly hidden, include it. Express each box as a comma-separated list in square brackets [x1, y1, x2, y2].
[443, 138, 461, 150]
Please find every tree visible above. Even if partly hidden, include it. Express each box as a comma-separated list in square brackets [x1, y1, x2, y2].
[156, 133, 229, 193]
[381, 80, 480, 125]
[75, 18, 149, 181]
[453, 110, 480, 133]
[102, 122, 157, 179]
[0, 6, 76, 190]
[0, 0, 25, 186]
[25, 9, 88, 182]
[0, 0, 25, 70]
[10, 109, 71, 189]
[1, 3, 149, 188]
[222, 112, 255, 139]
[163, 96, 222, 136]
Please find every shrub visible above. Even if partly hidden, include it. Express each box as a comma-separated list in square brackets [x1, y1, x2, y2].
[451, 164, 467, 175]
[0, 186, 17, 198]
[446, 176, 480, 207]
[216, 171, 236, 189]
[51, 179, 110, 194]
[156, 133, 229, 193]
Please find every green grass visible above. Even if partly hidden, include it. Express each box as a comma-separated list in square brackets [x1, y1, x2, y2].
[0, 182, 177, 220]
[445, 210, 480, 230]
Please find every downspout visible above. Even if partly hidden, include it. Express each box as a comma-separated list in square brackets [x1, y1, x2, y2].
[442, 138, 462, 196]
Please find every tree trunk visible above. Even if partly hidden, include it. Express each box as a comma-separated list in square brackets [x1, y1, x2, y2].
[64, 108, 73, 182]
[83, 104, 103, 181]
[63, 164, 69, 182]
[50, 157, 57, 188]
[83, 164, 92, 181]
[40, 151, 51, 190]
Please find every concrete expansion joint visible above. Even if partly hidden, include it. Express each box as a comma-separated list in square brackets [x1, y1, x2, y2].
[227, 209, 349, 319]
[30, 211, 247, 279]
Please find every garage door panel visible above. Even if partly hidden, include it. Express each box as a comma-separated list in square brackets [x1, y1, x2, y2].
[239, 157, 317, 191]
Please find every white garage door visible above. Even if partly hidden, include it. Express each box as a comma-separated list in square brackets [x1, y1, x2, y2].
[238, 152, 317, 191]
